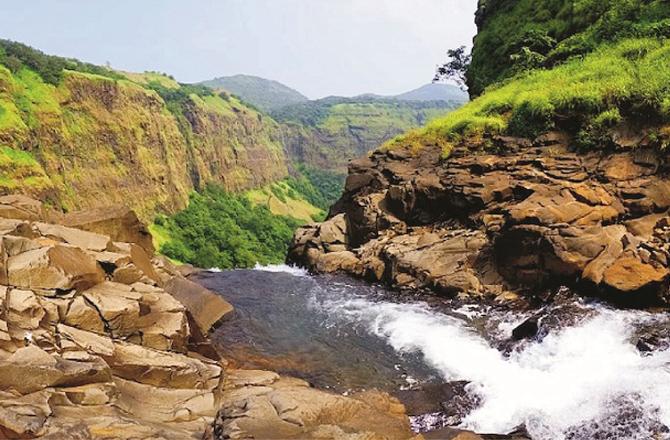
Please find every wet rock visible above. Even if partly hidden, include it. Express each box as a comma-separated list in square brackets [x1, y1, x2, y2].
[209, 369, 415, 440]
[163, 276, 233, 334]
[511, 318, 539, 341]
[397, 381, 475, 418]
[423, 428, 484, 439]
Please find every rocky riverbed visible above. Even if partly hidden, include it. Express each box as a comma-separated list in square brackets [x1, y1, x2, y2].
[0, 195, 420, 440]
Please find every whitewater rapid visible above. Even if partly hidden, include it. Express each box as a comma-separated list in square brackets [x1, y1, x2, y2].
[310, 285, 670, 439]
[205, 265, 670, 439]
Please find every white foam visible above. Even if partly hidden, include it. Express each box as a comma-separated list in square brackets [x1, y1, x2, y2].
[253, 263, 309, 277]
[314, 295, 670, 439]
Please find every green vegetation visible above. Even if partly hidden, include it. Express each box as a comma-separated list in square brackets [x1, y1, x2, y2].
[156, 185, 304, 269]
[276, 97, 463, 171]
[288, 164, 345, 211]
[0, 39, 124, 85]
[156, 166, 344, 269]
[0, 146, 51, 190]
[391, 37, 670, 152]
[469, 0, 670, 95]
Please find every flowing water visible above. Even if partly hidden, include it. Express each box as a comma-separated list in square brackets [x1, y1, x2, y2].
[196, 265, 670, 440]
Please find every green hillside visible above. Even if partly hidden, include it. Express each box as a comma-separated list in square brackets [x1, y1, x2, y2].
[199, 74, 308, 112]
[275, 96, 463, 171]
[391, 1, 670, 153]
[469, 0, 670, 95]
[0, 39, 289, 219]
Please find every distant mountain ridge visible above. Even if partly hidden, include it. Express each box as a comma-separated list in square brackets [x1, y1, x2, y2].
[393, 83, 467, 102]
[199, 74, 468, 112]
[355, 83, 467, 103]
[199, 74, 308, 111]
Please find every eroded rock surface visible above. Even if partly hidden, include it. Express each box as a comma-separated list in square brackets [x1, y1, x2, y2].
[289, 136, 670, 306]
[0, 196, 416, 439]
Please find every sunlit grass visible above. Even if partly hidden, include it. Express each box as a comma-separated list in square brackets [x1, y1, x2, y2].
[387, 38, 670, 154]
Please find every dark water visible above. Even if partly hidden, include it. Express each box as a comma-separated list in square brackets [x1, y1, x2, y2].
[195, 266, 440, 393]
[194, 265, 670, 440]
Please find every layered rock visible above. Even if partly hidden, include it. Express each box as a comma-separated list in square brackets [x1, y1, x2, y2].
[289, 135, 670, 306]
[0, 197, 230, 438]
[0, 196, 416, 439]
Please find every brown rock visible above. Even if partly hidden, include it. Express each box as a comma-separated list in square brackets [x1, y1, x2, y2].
[0, 195, 44, 221]
[6, 289, 45, 329]
[603, 256, 669, 292]
[61, 205, 154, 254]
[315, 251, 361, 273]
[82, 282, 141, 337]
[105, 342, 221, 389]
[7, 245, 105, 292]
[213, 370, 414, 440]
[63, 296, 106, 334]
[33, 222, 111, 252]
[163, 277, 233, 334]
[0, 345, 111, 394]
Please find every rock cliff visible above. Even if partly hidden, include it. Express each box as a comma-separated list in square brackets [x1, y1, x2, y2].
[0, 195, 416, 439]
[0, 65, 287, 221]
[289, 134, 670, 307]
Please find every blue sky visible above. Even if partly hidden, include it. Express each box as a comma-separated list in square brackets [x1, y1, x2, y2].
[0, 0, 477, 98]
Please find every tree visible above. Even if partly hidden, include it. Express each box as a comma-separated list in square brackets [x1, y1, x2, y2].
[434, 46, 471, 91]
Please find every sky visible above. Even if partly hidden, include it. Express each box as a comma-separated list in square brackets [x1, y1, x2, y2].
[0, 0, 478, 99]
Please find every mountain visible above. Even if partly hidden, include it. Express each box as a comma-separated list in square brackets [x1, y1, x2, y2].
[272, 95, 465, 172]
[393, 83, 467, 102]
[0, 40, 288, 220]
[199, 74, 308, 111]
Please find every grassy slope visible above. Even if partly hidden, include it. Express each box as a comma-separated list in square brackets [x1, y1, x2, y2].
[469, 0, 670, 95]
[391, 2, 670, 153]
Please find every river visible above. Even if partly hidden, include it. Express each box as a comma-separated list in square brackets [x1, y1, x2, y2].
[194, 265, 670, 440]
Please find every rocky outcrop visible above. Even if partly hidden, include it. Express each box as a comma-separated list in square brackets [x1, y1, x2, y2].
[206, 369, 415, 440]
[0, 196, 416, 439]
[289, 134, 670, 306]
[0, 197, 227, 438]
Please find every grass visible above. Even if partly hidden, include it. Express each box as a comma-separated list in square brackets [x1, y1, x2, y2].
[468, 0, 670, 94]
[0, 145, 51, 190]
[122, 71, 180, 89]
[388, 37, 670, 154]
[246, 182, 324, 223]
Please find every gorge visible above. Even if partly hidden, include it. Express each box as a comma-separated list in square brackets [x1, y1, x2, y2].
[1, 0, 670, 439]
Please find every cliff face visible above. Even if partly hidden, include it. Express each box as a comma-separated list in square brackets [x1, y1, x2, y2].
[0, 66, 287, 221]
[289, 134, 670, 307]
[275, 99, 462, 173]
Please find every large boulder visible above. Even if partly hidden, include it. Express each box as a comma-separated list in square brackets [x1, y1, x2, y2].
[289, 139, 670, 305]
[61, 205, 154, 254]
[209, 369, 414, 440]
[7, 245, 105, 291]
[163, 276, 233, 334]
[0, 195, 45, 221]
